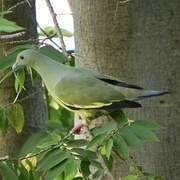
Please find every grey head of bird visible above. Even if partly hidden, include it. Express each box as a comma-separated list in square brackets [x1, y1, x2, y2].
[12, 49, 38, 72]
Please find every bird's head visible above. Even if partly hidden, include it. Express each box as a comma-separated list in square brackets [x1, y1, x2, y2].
[12, 49, 37, 71]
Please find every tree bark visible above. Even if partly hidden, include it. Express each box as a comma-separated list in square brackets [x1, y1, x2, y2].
[0, 0, 45, 157]
[69, 0, 180, 179]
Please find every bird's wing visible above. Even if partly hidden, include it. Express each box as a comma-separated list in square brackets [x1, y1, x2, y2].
[54, 72, 128, 109]
[78, 68, 143, 90]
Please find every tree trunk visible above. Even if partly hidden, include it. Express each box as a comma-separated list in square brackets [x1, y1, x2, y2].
[69, 0, 180, 179]
[0, 0, 45, 157]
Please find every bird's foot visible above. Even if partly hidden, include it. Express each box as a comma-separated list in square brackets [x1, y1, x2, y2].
[71, 121, 84, 134]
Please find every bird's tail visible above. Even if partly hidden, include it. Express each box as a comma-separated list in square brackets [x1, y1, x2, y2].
[134, 90, 169, 101]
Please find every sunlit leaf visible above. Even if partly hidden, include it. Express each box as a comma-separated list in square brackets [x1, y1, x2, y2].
[100, 145, 106, 156]
[21, 154, 37, 172]
[105, 138, 113, 159]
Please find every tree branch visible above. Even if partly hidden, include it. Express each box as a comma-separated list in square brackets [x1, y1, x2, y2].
[0, 32, 25, 41]
[45, 0, 67, 55]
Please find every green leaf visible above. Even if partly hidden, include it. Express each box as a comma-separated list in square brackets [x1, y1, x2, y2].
[134, 120, 160, 129]
[130, 124, 159, 142]
[6, 103, 24, 133]
[113, 134, 129, 159]
[0, 161, 18, 180]
[64, 159, 80, 180]
[61, 28, 73, 37]
[0, 17, 24, 33]
[110, 110, 128, 125]
[15, 68, 25, 93]
[102, 155, 113, 171]
[38, 45, 68, 64]
[100, 145, 106, 156]
[92, 121, 117, 136]
[120, 126, 142, 150]
[90, 160, 103, 169]
[38, 26, 73, 37]
[80, 160, 91, 177]
[93, 169, 103, 179]
[122, 175, 139, 180]
[0, 52, 17, 70]
[36, 133, 59, 149]
[0, 44, 35, 71]
[72, 148, 97, 160]
[37, 149, 69, 171]
[19, 132, 48, 157]
[105, 138, 113, 159]
[45, 159, 69, 180]
[66, 139, 88, 147]
[87, 133, 106, 149]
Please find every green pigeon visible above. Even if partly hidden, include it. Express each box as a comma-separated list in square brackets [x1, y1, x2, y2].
[12, 49, 168, 122]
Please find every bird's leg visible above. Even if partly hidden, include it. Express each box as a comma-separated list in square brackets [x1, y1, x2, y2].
[70, 115, 85, 134]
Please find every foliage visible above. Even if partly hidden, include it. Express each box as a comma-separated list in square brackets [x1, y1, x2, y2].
[0, 103, 24, 134]
[39, 26, 73, 38]
[0, 104, 160, 179]
[0, 17, 24, 33]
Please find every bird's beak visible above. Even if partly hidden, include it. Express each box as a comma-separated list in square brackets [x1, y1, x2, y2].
[12, 62, 19, 72]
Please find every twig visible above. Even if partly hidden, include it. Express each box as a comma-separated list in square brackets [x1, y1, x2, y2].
[37, 22, 62, 50]
[0, 32, 25, 41]
[25, 0, 32, 7]
[45, 0, 67, 54]
[119, 0, 131, 4]
[7, 0, 29, 11]
[0, 155, 9, 161]
[0, 38, 38, 46]
[56, 12, 73, 16]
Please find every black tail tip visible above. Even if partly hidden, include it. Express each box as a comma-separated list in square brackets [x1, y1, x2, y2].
[159, 91, 170, 96]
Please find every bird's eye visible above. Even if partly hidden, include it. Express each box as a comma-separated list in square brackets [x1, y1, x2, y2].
[20, 55, 24, 60]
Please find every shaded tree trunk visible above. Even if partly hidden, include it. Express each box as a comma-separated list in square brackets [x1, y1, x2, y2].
[0, 0, 45, 157]
[69, 0, 180, 179]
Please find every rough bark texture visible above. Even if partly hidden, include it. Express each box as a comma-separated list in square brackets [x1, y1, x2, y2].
[0, 0, 45, 157]
[69, 0, 180, 179]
